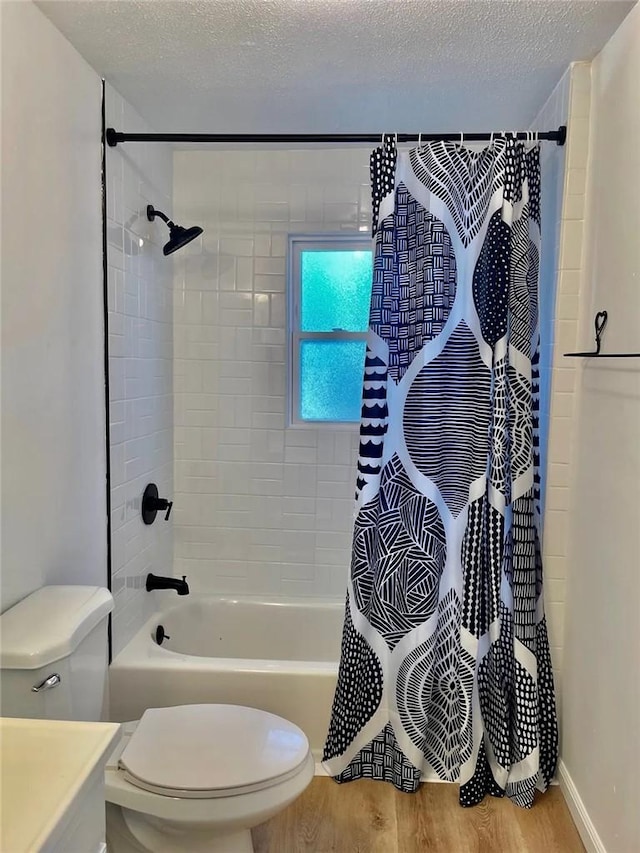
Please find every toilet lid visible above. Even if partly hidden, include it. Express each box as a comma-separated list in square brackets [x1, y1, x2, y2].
[119, 705, 310, 798]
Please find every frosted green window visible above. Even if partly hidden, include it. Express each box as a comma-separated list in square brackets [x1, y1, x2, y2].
[300, 251, 372, 332]
[288, 237, 372, 425]
[300, 340, 368, 421]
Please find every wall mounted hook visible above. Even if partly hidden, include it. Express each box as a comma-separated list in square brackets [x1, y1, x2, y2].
[564, 310, 640, 358]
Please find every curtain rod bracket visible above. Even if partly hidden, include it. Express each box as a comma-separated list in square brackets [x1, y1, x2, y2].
[105, 127, 119, 147]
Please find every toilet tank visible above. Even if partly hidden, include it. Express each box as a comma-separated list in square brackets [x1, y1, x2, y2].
[0, 586, 113, 722]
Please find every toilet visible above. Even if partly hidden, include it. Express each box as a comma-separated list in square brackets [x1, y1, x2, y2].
[0, 586, 314, 853]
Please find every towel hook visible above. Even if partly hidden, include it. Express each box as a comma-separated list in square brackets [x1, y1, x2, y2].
[563, 310, 640, 358]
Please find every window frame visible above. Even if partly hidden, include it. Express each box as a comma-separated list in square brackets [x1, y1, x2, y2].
[287, 234, 372, 428]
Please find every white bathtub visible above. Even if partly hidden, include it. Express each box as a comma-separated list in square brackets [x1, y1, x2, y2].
[109, 597, 343, 757]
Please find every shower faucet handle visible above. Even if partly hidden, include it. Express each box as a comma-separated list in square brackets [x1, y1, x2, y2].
[142, 483, 174, 524]
[154, 496, 173, 520]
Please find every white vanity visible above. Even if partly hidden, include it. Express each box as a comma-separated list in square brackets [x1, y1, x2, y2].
[0, 717, 120, 852]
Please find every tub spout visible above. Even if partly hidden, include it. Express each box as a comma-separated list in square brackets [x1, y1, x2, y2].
[146, 573, 190, 595]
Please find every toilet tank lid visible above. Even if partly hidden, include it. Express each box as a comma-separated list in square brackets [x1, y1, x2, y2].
[0, 586, 114, 669]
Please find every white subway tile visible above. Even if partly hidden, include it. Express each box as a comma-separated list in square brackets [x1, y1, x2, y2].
[281, 513, 316, 532]
[253, 293, 270, 326]
[550, 392, 574, 419]
[553, 322, 579, 360]
[315, 547, 349, 567]
[551, 367, 577, 394]
[547, 462, 571, 489]
[563, 193, 586, 221]
[546, 602, 566, 649]
[236, 257, 254, 291]
[569, 81, 591, 120]
[548, 417, 573, 464]
[566, 116, 590, 170]
[557, 270, 581, 295]
[545, 578, 566, 604]
[255, 256, 285, 276]
[270, 234, 287, 257]
[543, 555, 566, 581]
[565, 168, 587, 196]
[556, 293, 579, 323]
[280, 579, 319, 597]
[546, 487, 570, 512]
[543, 511, 569, 557]
[559, 220, 584, 270]
[284, 445, 317, 464]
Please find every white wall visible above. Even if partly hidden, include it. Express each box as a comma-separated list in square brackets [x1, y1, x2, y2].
[0, 1, 106, 612]
[561, 6, 640, 851]
[172, 149, 371, 597]
[105, 86, 174, 656]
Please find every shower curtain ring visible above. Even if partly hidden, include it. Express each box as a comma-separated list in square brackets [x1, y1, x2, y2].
[460, 131, 464, 145]
[418, 132, 423, 148]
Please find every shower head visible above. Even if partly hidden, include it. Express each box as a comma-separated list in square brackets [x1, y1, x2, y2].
[146, 205, 203, 256]
[162, 223, 204, 256]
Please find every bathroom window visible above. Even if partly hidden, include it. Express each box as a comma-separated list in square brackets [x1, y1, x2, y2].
[288, 236, 373, 426]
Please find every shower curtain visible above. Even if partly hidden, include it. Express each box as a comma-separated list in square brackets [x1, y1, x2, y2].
[323, 135, 558, 808]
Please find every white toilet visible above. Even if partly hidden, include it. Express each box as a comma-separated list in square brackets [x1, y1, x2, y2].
[0, 586, 314, 853]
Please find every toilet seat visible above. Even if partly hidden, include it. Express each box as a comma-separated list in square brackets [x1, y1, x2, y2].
[117, 704, 310, 799]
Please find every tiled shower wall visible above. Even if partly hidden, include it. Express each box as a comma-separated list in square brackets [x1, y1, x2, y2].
[172, 149, 372, 597]
[529, 62, 592, 711]
[106, 84, 174, 655]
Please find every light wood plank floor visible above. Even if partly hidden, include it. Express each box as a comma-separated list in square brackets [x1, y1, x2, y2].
[252, 778, 585, 853]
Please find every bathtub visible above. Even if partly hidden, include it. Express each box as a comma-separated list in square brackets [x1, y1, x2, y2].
[109, 596, 343, 758]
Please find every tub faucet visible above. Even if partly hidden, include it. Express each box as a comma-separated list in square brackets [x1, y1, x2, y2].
[146, 573, 190, 595]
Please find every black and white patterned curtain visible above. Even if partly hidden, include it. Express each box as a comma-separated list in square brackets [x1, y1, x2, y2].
[323, 135, 558, 808]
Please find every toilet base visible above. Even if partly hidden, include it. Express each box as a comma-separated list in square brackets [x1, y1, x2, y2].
[209, 830, 253, 853]
[107, 803, 254, 853]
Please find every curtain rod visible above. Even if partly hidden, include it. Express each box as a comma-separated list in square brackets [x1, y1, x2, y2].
[105, 125, 567, 148]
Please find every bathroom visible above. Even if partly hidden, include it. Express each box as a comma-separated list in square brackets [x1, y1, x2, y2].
[1, 0, 639, 851]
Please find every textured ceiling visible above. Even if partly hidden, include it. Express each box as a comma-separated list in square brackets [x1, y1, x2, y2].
[38, 0, 635, 135]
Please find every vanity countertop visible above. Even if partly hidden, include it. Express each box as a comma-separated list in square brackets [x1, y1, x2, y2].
[0, 716, 121, 852]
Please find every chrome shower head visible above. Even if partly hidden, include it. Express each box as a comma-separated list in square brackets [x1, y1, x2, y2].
[146, 205, 203, 255]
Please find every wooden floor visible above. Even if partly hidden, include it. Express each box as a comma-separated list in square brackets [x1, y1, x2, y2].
[252, 777, 585, 853]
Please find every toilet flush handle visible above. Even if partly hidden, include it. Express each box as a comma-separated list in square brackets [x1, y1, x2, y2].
[32, 673, 61, 692]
